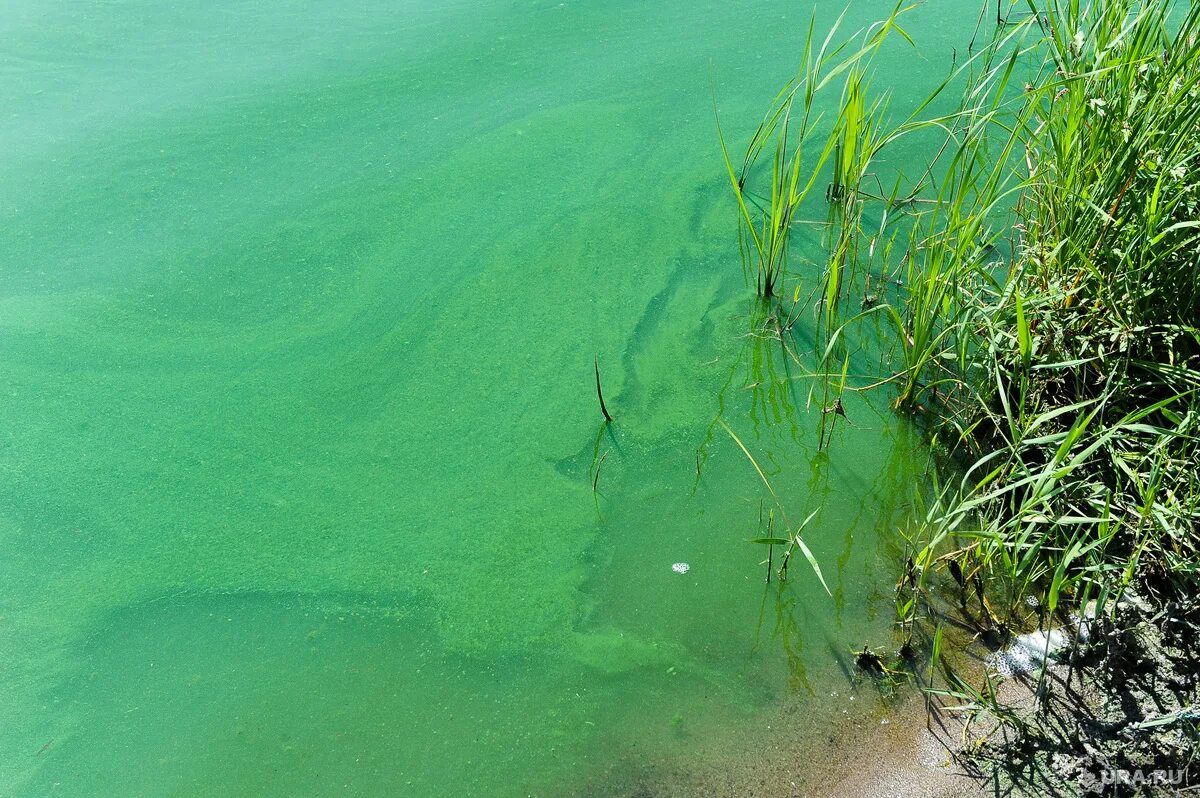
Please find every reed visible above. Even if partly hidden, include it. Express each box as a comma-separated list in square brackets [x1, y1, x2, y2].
[715, 5, 909, 301]
[895, 0, 1200, 636]
[723, 0, 1200, 749]
[878, 0, 1200, 754]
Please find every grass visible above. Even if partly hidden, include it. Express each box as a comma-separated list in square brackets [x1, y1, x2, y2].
[594, 356, 614, 422]
[720, 0, 1200, 761]
[721, 419, 831, 593]
[715, 4, 909, 301]
[889, 0, 1200, 643]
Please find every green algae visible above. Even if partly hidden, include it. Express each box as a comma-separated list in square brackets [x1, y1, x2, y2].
[0, 0, 978, 794]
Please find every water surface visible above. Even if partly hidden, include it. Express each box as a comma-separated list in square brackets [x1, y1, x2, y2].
[0, 1, 973, 794]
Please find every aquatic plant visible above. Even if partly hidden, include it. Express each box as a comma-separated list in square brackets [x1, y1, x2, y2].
[896, 0, 1200, 643]
[741, 0, 1197, 627]
[726, 0, 1200, 764]
[594, 356, 614, 422]
[876, 2, 1200, 770]
[714, 4, 910, 300]
[721, 420, 830, 593]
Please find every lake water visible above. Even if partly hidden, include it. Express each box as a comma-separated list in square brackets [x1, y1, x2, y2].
[0, 1, 976, 794]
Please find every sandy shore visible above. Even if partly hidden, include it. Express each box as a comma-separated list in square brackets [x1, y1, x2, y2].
[798, 687, 982, 798]
[574, 679, 987, 798]
[820, 711, 979, 798]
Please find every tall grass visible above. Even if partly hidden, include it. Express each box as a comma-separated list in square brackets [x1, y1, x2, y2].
[892, 0, 1200, 639]
[716, 5, 909, 301]
[720, 0, 1200, 721]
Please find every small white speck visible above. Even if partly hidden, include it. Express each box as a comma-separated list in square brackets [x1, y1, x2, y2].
[671, 562, 690, 574]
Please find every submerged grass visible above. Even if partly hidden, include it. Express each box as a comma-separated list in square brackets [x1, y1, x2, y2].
[721, 419, 831, 593]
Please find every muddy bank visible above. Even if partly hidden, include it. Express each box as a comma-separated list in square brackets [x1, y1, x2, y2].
[948, 593, 1199, 797]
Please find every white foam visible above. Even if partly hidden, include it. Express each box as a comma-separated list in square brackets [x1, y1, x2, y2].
[989, 626, 1074, 677]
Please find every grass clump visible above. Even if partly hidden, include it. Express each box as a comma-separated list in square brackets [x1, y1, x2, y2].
[721, 0, 1200, 787]
[901, 0, 1200, 639]
[716, 5, 907, 300]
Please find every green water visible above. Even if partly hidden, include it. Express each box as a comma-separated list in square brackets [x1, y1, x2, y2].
[0, 2, 974, 795]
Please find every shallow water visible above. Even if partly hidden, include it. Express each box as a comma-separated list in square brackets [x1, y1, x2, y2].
[1, 2, 976, 794]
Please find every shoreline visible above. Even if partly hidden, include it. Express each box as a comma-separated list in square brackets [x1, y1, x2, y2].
[576, 672, 985, 798]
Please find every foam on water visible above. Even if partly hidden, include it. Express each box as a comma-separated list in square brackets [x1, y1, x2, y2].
[989, 615, 1092, 677]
